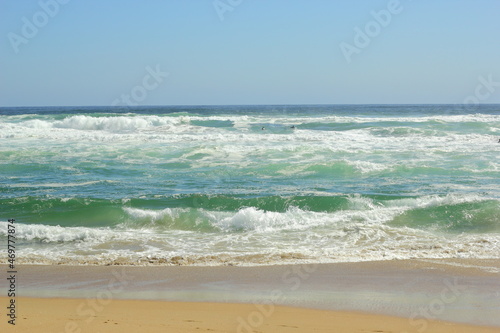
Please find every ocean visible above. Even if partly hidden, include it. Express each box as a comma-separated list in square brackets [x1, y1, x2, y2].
[0, 104, 499, 266]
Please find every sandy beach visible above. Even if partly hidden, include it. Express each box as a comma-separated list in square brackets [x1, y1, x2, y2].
[2, 0, 500, 331]
[1, 259, 500, 332]
[2, 297, 500, 333]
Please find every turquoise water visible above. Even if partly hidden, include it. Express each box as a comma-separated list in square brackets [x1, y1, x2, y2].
[0, 105, 499, 265]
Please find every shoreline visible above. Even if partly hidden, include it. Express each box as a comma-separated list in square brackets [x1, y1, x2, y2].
[1, 259, 500, 331]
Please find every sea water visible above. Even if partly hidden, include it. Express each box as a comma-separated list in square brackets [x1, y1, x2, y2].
[0, 105, 499, 265]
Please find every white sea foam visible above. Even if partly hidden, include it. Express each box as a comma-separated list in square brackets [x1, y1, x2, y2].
[1, 193, 499, 264]
[1, 109, 499, 265]
[1, 212, 499, 265]
[0, 222, 113, 243]
[2, 113, 499, 137]
[1, 117, 497, 180]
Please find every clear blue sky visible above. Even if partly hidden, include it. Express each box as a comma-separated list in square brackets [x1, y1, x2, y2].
[1, 0, 499, 106]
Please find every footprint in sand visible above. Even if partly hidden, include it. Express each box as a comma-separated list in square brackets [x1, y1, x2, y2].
[279, 324, 299, 328]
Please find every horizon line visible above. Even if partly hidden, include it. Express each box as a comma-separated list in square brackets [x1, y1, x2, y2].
[2, 103, 500, 109]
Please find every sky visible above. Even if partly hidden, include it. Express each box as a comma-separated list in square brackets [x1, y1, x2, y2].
[0, 0, 499, 107]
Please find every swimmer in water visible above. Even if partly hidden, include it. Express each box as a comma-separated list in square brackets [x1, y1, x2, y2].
[261, 127, 265, 130]
[291, 125, 295, 129]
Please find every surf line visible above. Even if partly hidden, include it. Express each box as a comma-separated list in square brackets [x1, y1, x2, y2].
[6, 218, 17, 325]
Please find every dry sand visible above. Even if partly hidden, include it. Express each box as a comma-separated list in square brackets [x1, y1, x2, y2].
[2, 297, 500, 333]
